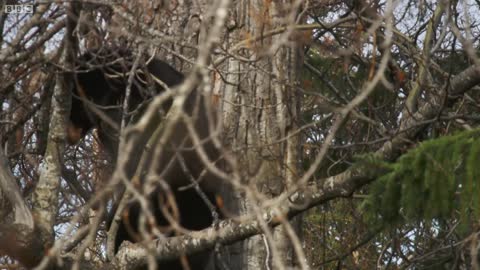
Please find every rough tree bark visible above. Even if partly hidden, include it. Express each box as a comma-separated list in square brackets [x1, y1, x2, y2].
[221, 0, 305, 268]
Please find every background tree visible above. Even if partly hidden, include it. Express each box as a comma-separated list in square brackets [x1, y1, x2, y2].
[0, 0, 480, 269]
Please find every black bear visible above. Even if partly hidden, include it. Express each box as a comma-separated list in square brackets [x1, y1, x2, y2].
[68, 47, 222, 270]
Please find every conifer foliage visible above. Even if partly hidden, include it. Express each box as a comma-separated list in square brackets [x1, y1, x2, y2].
[360, 129, 480, 225]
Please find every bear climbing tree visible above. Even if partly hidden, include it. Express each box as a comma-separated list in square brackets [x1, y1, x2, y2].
[68, 47, 223, 270]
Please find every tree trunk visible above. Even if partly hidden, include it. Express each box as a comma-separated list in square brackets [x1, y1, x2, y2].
[221, 0, 304, 268]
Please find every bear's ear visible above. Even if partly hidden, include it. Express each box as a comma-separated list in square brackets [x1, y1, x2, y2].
[66, 122, 84, 145]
